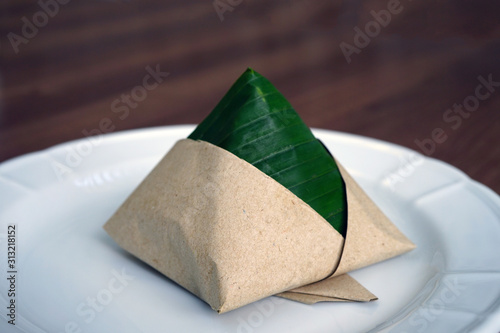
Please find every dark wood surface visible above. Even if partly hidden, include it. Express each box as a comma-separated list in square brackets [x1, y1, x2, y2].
[1, 0, 499, 194]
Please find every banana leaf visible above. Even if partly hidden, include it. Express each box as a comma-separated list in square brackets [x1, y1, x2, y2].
[188, 68, 347, 237]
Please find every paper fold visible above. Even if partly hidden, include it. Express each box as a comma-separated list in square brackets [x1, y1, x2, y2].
[104, 139, 414, 313]
[277, 274, 377, 304]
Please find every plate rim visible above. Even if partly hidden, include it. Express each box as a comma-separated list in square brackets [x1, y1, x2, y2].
[1, 125, 498, 203]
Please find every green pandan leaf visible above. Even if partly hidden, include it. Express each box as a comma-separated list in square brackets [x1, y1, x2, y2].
[188, 68, 347, 237]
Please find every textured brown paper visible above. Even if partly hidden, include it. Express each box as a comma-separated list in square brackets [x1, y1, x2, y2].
[104, 139, 414, 313]
[276, 274, 377, 304]
[279, 157, 416, 303]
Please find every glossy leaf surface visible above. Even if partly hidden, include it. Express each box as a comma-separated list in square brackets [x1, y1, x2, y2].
[188, 68, 347, 236]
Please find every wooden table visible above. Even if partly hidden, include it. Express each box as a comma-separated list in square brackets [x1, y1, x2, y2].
[1, 0, 499, 194]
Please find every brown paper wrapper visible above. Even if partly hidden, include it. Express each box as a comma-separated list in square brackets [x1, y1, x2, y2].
[104, 139, 414, 313]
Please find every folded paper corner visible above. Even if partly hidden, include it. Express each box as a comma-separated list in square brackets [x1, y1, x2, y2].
[332, 159, 416, 277]
[279, 274, 377, 304]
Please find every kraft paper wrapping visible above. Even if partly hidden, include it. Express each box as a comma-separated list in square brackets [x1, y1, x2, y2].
[278, 157, 416, 303]
[104, 139, 415, 313]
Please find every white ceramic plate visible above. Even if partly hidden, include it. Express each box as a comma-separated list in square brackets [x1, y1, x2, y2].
[1, 125, 499, 333]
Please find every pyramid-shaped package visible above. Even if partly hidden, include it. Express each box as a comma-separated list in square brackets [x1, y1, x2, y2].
[104, 68, 415, 313]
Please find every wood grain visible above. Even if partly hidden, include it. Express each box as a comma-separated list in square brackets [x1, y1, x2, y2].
[1, 0, 499, 194]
